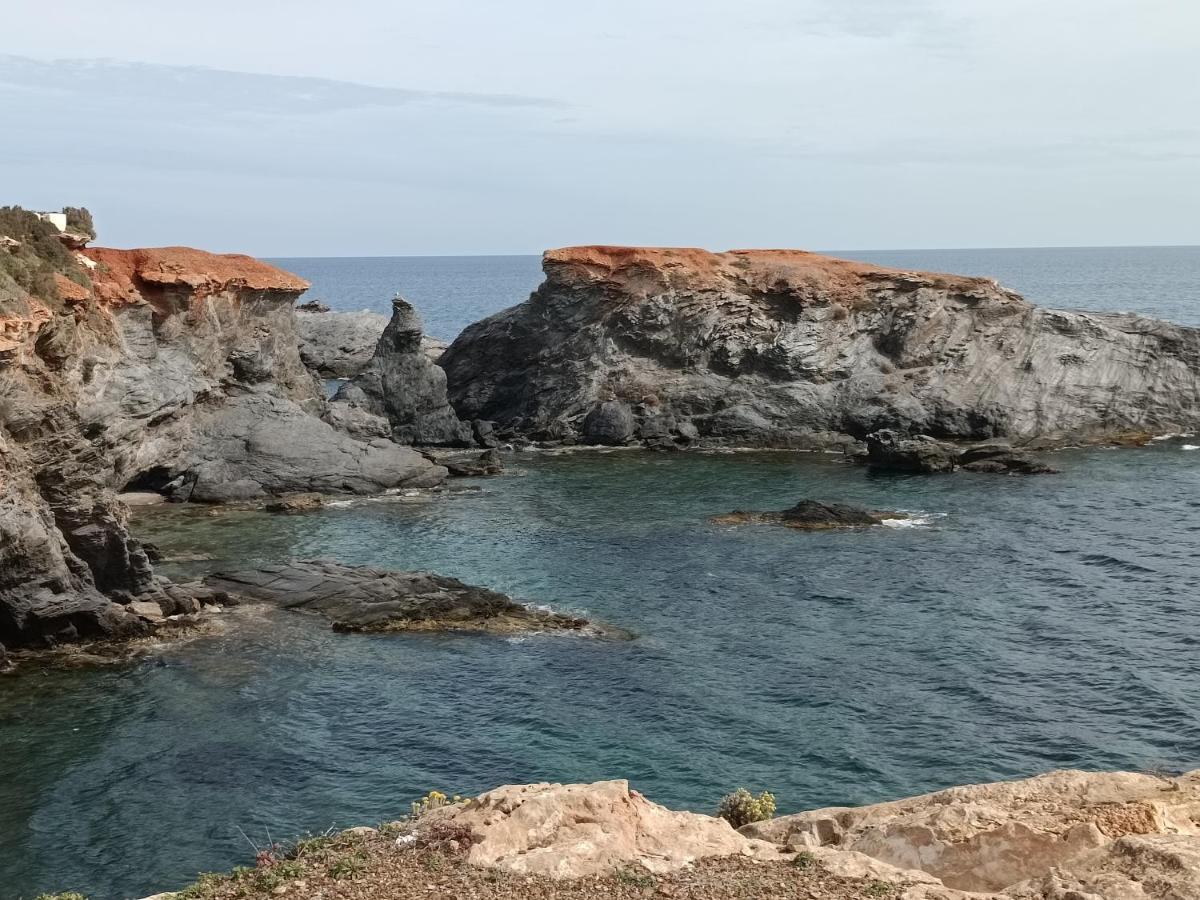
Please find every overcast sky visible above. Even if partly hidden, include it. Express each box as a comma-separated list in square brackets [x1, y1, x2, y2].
[3, 0, 1198, 255]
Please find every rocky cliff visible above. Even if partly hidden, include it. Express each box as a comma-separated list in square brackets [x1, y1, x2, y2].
[441, 246, 1200, 448]
[0, 210, 442, 654]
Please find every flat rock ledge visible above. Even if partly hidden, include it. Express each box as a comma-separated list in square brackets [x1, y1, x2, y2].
[711, 499, 902, 530]
[204, 561, 630, 638]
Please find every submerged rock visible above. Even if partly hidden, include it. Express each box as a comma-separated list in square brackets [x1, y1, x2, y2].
[204, 561, 629, 637]
[442, 245, 1200, 450]
[329, 298, 474, 446]
[264, 491, 326, 514]
[711, 499, 898, 529]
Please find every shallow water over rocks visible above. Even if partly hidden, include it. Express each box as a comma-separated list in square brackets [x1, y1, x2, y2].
[5, 444, 1200, 898]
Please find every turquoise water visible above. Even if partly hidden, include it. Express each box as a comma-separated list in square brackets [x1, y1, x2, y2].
[6, 447, 1200, 898]
[5, 247, 1200, 899]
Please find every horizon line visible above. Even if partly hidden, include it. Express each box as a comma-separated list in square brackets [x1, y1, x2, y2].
[259, 242, 1200, 260]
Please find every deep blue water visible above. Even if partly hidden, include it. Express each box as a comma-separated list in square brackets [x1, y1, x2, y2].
[5, 247, 1200, 899]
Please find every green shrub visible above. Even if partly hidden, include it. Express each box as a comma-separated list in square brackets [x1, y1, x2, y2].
[62, 207, 95, 239]
[792, 849, 816, 870]
[716, 787, 777, 829]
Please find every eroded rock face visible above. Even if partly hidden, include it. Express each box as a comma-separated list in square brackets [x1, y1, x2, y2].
[329, 298, 473, 446]
[0, 233, 442, 650]
[419, 780, 774, 878]
[742, 768, 1200, 897]
[295, 309, 389, 377]
[204, 561, 628, 637]
[442, 246, 1200, 449]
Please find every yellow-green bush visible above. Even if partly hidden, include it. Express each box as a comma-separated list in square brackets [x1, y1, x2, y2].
[716, 787, 776, 829]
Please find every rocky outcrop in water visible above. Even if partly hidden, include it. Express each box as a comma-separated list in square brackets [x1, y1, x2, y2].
[0, 209, 443, 653]
[441, 245, 1200, 450]
[866, 431, 1059, 475]
[204, 561, 628, 637]
[328, 298, 473, 445]
[711, 500, 899, 529]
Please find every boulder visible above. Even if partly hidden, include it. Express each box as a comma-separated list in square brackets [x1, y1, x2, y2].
[204, 561, 630, 637]
[440, 448, 504, 477]
[581, 401, 637, 445]
[867, 430, 959, 473]
[418, 780, 776, 878]
[958, 442, 1060, 475]
[295, 308, 389, 377]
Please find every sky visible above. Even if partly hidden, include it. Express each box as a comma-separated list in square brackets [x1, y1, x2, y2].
[2, 0, 1198, 255]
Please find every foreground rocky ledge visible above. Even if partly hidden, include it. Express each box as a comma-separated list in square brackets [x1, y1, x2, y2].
[204, 561, 629, 637]
[442, 245, 1200, 450]
[136, 769, 1200, 899]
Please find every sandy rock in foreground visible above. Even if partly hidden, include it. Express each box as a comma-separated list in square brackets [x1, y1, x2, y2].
[422, 780, 778, 877]
[742, 768, 1200, 897]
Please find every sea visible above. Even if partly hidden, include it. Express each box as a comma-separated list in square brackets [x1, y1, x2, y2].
[3, 245, 1200, 899]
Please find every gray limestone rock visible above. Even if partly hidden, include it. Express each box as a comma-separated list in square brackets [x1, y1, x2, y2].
[330, 298, 473, 446]
[441, 246, 1200, 450]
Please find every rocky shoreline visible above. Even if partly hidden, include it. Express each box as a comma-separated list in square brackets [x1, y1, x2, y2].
[129, 769, 1200, 899]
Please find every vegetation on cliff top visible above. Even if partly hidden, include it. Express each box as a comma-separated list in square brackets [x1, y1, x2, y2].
[0, 205, 92, 307]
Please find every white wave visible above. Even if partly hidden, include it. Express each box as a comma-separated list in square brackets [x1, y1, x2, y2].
[881, 512, 945, 529]
[1183, 445, 1200, 451]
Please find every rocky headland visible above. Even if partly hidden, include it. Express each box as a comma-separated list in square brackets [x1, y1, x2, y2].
[137, 769, 1200, 899]
[440, 245, 1200, 452]
[0, 208, 455, 659]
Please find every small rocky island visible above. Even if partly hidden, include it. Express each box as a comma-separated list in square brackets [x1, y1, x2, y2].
[711, 500, 903, 529]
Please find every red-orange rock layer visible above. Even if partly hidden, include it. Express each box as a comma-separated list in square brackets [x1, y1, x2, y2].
[84, 247, 309, 306]
[53, 273, 91, 304]
[543, 245, 1003, 306]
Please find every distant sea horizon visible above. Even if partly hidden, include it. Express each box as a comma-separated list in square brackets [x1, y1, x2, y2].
[270, 244, 1200, 341]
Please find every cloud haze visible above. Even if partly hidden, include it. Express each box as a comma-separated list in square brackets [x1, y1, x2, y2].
[2, 0, 1197, 255]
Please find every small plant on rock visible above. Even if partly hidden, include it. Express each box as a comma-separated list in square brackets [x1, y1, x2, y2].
[792, 850, 816, 870]
[863, 880, 898, 897]
[716, 787, 777, 829]
[409, 789, 463, 818]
